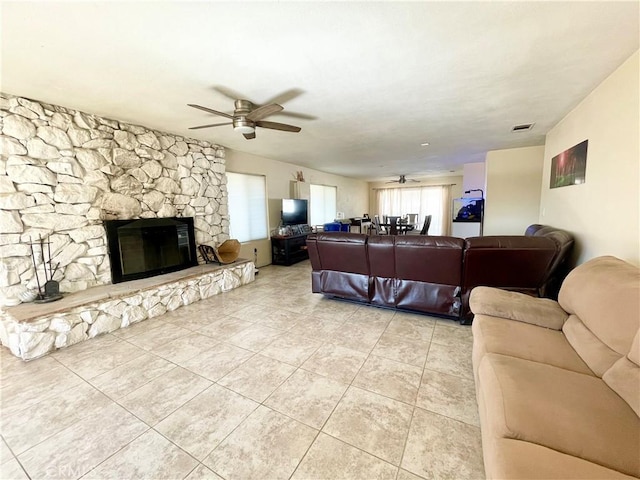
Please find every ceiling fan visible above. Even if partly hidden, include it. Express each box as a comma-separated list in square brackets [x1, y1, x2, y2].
[387, 175, 420, 184]
[187, 99, 301, 140]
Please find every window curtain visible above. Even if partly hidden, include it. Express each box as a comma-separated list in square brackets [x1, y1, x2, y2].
[375, 185, 452, 235]
[440, 185, 452, 236]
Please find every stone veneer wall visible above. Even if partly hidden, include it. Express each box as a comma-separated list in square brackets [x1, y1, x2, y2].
[0, 93, 229, 302]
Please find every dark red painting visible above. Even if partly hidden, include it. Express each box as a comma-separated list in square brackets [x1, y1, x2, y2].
[550, 140, 588, 188]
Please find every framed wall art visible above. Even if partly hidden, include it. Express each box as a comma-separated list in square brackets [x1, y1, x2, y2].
[550, 139, 588, 188]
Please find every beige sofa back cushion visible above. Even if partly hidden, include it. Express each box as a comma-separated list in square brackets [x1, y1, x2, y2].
[562, 315, 622, 376]
[559, 256, 640, 367]
[603, 330, 640, 417]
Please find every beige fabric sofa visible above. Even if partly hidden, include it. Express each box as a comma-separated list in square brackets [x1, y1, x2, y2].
[470, 256, 640, 479]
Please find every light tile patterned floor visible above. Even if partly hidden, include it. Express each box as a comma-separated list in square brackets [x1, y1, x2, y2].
[0, 260, 484, 480]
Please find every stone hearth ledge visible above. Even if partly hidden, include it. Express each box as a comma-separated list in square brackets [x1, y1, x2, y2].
[0, 260, 254, 360]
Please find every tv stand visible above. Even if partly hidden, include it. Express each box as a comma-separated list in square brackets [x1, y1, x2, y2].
[271, 234, 309, 266]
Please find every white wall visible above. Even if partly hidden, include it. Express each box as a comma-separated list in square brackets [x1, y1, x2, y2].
[225, 149, 369, 267]
[462, 162, 486, 197]
[540, 50, 639, 266]
[483, 146, 544, 235]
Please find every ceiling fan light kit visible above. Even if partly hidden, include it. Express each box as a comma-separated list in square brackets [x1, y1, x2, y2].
[233, 123, 255, 134]
[188, 97, 301, 140]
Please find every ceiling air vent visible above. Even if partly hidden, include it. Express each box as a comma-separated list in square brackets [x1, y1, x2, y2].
[511, 123, 535, 132]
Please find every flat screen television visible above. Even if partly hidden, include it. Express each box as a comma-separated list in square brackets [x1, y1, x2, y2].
[281, 198, 308, 225]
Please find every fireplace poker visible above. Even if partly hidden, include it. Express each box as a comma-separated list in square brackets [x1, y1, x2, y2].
[39, 235, 48, 282]
[47, 234, 53, 281]
[29, 237, 43, 298]
[50, 262, 60, 280]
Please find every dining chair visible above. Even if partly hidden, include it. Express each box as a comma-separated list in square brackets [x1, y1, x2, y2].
[407, 213, 419, 228]
[419, 215, 432, 235]
[373, 215, 387, 235]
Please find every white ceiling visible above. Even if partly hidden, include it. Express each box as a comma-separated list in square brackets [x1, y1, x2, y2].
[2, 2, 638, 182]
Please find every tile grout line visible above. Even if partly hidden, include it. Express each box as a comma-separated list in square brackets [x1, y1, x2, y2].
[286, 336, 373, 480]
[0, 433, 32, 480]
[309, 312, 404, 471]
[75, 426, 153, 480]
[395, 323, 436, 479]
[2, 352, 134, 467]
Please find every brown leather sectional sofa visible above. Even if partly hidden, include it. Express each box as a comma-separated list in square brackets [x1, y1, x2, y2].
[306, 224, 573, 324]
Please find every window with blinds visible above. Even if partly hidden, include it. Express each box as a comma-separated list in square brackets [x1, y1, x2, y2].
[226, 172, 268, 242]
[309, 184, 337, 226]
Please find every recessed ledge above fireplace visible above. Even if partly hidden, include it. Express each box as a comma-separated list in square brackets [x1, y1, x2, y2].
[0, 260, 255, 360]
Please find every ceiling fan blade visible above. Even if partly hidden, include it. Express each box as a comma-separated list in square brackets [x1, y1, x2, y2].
[274, 111, 318, 120]
[246, 103, 283, 122]
[243, 131, 256, 140]
[263, 88, 304, 106]
[189, 122, 233, 130]
[188, 122, 233, 130]
[187, 104, 233, 119]
[256, 120, 301, 133]
[213, 86, 251, 102]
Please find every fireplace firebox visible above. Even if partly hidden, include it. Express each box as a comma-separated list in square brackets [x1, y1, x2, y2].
[105, 217, 198, 284]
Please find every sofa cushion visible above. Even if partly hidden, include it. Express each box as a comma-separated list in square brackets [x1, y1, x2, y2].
[393, 236, 464, 315]
[308, 233, 371, 302]
[470, 287, 568, 330]
[526, 225, 574, 279]
[463, 236, 556, 290]
[367, 235, 395, 278]
[393, 235, 464, 285]
[562, 314, 623, 376]
[483, 438, 638, 480]
[368, 235, 464, 315]
[395, 281, 460, 316]
[472, 315, 593, 376]
[559, 256, 640, 361]
[313, 232, 370, 275]
[368, 236, 396, 306]
[478, 353, 640, 477]
[317, 270, 370, 302]
[603, 330, 640, 417]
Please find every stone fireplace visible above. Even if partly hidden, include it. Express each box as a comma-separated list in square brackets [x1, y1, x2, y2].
[0, 92, 228, 301]
[0, 93, 254, 360]
[104, 217, 198, 284]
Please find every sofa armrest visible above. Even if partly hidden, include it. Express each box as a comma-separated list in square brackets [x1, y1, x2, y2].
[470, 286, 568, 330]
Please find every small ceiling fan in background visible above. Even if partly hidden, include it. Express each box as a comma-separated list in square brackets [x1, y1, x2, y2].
[188, 92, 303, 140]
[387, 175, 420, 184]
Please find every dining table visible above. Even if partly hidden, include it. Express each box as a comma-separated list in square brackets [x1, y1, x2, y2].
[380, 216, 415, 235]
[349, 217, 372, 233]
